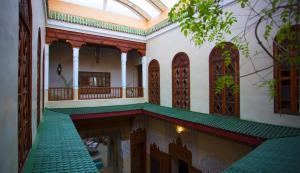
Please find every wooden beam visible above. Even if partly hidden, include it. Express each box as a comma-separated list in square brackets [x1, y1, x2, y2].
[46, 27, 146, 54]
[146, 0, 167, 12]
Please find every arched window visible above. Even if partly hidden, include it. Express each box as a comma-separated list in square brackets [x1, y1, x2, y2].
[148, 59, 160, 105]
[274, 25, 299, 114]
[172, 52, 190, 110]
[209, 42, 239, 116]
[18, 0, 32, 170]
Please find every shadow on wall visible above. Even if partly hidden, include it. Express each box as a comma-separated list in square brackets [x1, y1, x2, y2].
[199, 155, 229, 173]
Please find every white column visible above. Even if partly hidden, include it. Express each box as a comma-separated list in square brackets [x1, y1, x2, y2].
[73, 47, 79, 100]
[121, 52, 127, 98]
[44, 44, 49, 102]
[142, 56, 147, 99]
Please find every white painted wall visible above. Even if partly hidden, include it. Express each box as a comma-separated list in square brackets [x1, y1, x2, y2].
[0, 0, 46, 172]
[145, 118, 253, 173]
[31, 0, 46, 142]
[0, 1, 19, 172]
[146, 2, 300, 128]
[49, 42, 74, 87]
[49, 44, 141, 87]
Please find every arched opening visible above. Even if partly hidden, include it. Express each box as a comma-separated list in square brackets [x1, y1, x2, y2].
[209, 42, 240, 116]
[148, 59, 160, 105]
[274, 25, 300, 114]
[48, 41, 74, 100]
[18, 0, 32, 171]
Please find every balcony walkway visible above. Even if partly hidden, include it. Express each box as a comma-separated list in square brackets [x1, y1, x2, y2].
[52, 103, 300, 140]
[24, 103, 300, 173]
[23, 110, 98, 173]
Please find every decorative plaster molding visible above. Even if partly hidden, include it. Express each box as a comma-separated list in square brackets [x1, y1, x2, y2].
[48, 11, 173, 36]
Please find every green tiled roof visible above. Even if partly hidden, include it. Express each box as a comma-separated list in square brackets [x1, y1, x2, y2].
[223, 136, 300, 173]
[48, 11, 173, 36]
[50, 103, 300, 139]
[23, 110, 98, 173]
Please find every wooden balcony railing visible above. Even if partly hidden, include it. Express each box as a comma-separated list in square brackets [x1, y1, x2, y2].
[79, 87, 122, 99]
[48, 88, 73, 101]
[126, 87, 144, 98]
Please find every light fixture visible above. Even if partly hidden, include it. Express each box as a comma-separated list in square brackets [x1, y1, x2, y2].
[57, 63, 62, 75]
[176, 125, 185, 134]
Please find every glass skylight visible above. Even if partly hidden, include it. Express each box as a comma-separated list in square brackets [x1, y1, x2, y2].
[60, 0, 141, 19]
[128, 0, 160, 18]
[61, 0, 104, 10]
[59, 0, 178, 20]
[160, 0, 179, 8]
[106, 1, 141, 19]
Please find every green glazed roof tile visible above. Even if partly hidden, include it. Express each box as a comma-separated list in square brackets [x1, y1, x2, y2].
[223, 136, 300, 173]
[50, 103, 300, 139]
[23, 110, 98, 173]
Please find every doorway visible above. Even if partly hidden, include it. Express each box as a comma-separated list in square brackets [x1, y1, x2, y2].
[130, 128, 146, 173]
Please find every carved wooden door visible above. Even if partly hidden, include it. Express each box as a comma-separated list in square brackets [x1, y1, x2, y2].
[131, 128, 146, 173]
[18, 0, 32, 171]
[209, 42, 239, 116]
[148, 60, 160, 104]
[172, 53, 190, 110]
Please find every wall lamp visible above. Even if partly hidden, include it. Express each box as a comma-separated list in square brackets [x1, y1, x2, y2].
[176, 125, 185, 134]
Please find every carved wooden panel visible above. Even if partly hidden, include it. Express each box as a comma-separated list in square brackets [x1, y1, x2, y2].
[169, 137, 192, 173]
[18, 0, 32, 171]
[37, 28, 41, 127]
[150, 143, 170, 173]
[172, 53, 190, 110]
[148, 59, 160, 105]
[46, 27, 146, 55]
[274, 25, 299, 114]
[209, 42, 240, 116]
[131, 128, 146, 173]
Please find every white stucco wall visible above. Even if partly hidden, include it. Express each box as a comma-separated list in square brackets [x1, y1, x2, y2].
[49, 42, 73, 87]
[145, 118, 253, 173]
[49, 44, 141, 88]
[0, 0, 46, 172]
[31, 0, 46, 141]
[146, 2, 300, 128]
[0, 1, 19, 172]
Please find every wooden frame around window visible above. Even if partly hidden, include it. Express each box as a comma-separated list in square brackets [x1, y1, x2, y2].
[18, 0, 32, 171]
[172, 52, 190, 110]
[274, 25, 299, 115]
[148, 59, 160, 105]
[209, 42, 240, 116]
[79, 71, 111, 87]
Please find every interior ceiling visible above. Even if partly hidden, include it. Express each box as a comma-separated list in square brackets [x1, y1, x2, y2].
[58, 0, 179, 21]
